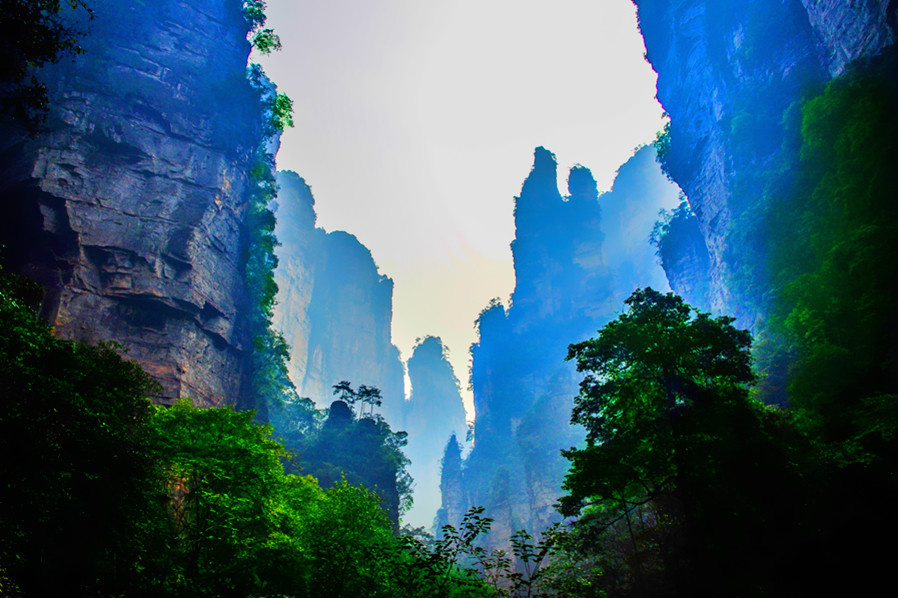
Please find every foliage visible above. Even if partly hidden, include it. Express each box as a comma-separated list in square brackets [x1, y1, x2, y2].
[243, 2, 293, 134]
[471, 526, 560, 598]
[241, 143, 309, 423]
[142, 399, 301, 595]
[561, 288, 818, 596]
[294, 384, 413, 526]
[746, 55, 898, 590]
[0, 0, 92, 131]
[271, 91, 295, 130]
[0, 279, 497, 596]
[332, 379, 384, 416]
[397, 506, 498, 598]
[239, 50, 296, 416]
[562, 289, 754, 508]
[243, 0, 281, 54]
[651, 117, 672, 180]
[0, 263, 158, 596]
[771, 61, 898, 446]
[238, 2, 295, 420]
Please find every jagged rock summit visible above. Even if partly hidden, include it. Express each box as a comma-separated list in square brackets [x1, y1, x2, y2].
[443, 145, 678, 545]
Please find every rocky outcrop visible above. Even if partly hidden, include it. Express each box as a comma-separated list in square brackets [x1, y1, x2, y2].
[435, 435, 465, 531]
[401, 336, 468, 528]
[600, 146, 681, 300]
[634, 0, 896, 326]
[302, 230, 405, 419]
[655, 204, 712, 311]
[455, 148, 610, 546]
[801, 0, 896, 75]
[634, 0, 825, 324]
[442, 146, 677, 544]
[271, 171, 405, 424]
[270, 172, 317, 389]
[0, 1, 268, 406]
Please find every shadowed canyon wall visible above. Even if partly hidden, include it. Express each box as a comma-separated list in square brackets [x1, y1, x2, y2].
[0, 0, 272, 408]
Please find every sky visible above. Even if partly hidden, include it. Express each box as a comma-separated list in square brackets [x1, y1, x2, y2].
[257, 0, 665, 418]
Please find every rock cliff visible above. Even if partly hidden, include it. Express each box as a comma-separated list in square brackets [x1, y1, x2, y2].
[401, 336, 468, 528]
[600, 146, 681, 300]
[801, 0, 896, 75]
[634, 0, 896, 327]
[0, 0, 270, 407]
[442, 146, 678, 544]
[270, 172, 317, 390]
[271, 171, 405, 424]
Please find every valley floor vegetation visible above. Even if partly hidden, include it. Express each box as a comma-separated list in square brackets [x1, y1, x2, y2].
[4, 259, 897, 597]
[2, 3, 897, 596]
[0, 263, 500, 597]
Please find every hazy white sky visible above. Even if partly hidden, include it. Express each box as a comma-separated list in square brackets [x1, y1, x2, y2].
[258, 0, 664, 417]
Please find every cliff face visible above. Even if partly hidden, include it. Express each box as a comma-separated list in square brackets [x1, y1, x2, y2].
[444, 146, 678, 543]
[801, 0, 896, 75]
[303, 230, 405, 420]
[0, 1, 268, 406]
[634, 0, 896, 327]
[270, 172, 317, 390]
[655, 204, 712, 311]
[600, 146, 681, 300]
[401, 336, 468, 528]
[271, 171, 405, 424]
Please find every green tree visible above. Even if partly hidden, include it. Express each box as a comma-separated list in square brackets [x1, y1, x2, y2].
[301, 478, 398, 597]
[396, 506, 498, 598]
[243, 0, 281, 54]
[296, 387, 412, 528]
[561, 288, 816, 597]
[0, 264, 159, 596]
[0, 0, 92, 131]
[144, 399, 302, 596]
[561, 288, 754, 514]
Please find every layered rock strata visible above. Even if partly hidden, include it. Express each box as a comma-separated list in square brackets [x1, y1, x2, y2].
[0, 0, 268, 406]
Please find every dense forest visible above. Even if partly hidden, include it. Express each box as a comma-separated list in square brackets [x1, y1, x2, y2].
[2, 0, 898, 596]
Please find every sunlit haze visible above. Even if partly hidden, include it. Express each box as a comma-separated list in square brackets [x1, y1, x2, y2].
[258, 0, 665, 417]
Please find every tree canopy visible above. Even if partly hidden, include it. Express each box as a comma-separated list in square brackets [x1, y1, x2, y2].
[560, 288, 754, 516]
[560, 288, 817, 597]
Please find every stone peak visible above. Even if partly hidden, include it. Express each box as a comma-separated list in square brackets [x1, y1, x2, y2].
[567, 164, 598, 200]
[532, 146, 558, 177]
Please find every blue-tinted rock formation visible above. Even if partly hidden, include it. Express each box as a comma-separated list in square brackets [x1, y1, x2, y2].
[601, 146, 682, 301]
[442, 146, 679, 544]
[271, 171, 405, 425]
[0, 0, 271, 407]
[634, 0, 896, 327]
[401, 336, 468, 528]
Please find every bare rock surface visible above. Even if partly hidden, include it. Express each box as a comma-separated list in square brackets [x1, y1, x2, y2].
[0, 1, 266, 406]
[634, 0, 895, 327]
